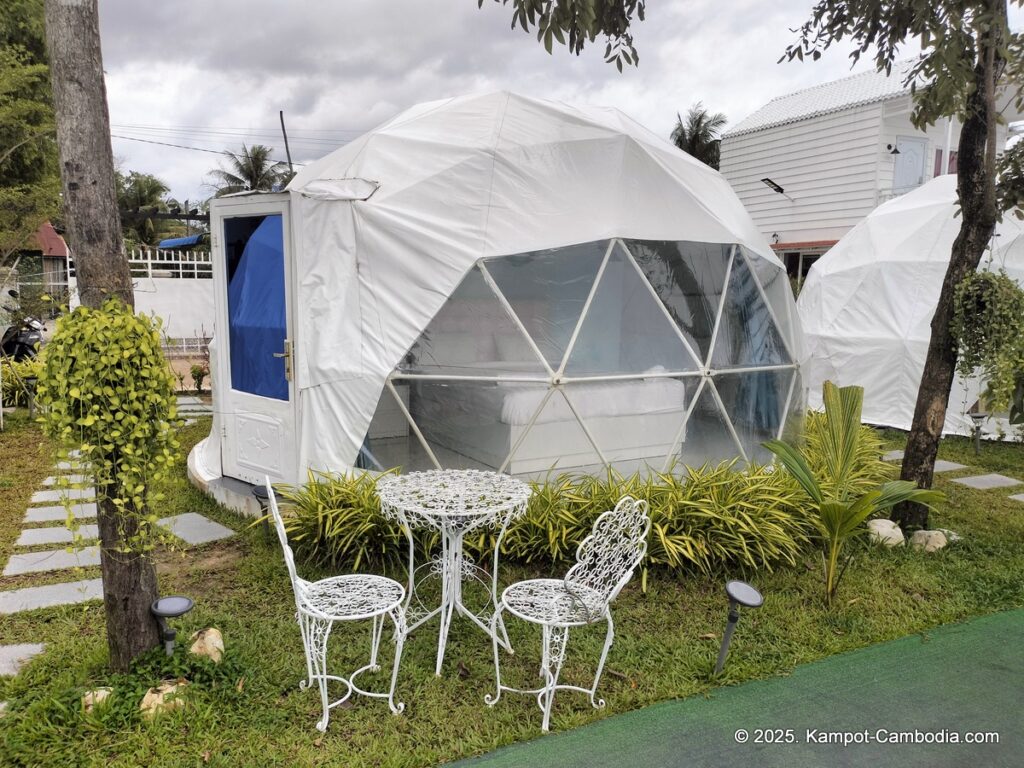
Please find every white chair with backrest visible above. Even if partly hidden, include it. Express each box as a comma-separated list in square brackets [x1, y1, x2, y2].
[264, 477, 407, 731]
[485, 496, 651, 731]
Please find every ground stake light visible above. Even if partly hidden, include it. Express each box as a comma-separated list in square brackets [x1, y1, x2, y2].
[969, 412, 988, 456]
[151, 596, 194, 656]
[251, 484, 273, 540]
[714, 580, 763, 676]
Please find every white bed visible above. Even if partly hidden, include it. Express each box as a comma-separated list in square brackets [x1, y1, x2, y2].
[412, 376, 688, 474]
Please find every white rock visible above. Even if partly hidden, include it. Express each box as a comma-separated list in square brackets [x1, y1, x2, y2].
[867, 518, 905, 547]
[936, 528, 962, 543]
[82, 687, 112, 713]
[189, 627, 224, 664]
[910, 530, 948, 553]
[140, 679, 188, 717]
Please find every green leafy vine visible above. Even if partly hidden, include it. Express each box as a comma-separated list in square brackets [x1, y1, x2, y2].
[35, 299, 180, 550]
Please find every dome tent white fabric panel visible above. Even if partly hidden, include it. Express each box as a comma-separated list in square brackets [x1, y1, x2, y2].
[798, 174, 1024, 435]
[242, 91, 798, 478]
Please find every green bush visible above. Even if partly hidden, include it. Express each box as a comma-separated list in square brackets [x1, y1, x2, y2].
[278, 462, 817, 577]
[0, 356, 43, 407]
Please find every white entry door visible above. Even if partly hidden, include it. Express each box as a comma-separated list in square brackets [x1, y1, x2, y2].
[211, 194, 297, 485]
[893, 137, 928, 194]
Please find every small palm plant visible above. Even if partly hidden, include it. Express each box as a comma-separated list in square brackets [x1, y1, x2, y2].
[765, 382, 944, 605]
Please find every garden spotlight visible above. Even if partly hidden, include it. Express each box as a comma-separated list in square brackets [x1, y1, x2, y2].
[151, 595, 195, 656]
[714, 580, 763, 675]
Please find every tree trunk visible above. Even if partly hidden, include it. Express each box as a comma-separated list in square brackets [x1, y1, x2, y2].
[893, 11, 1006, 531]
[44, 0, 159, 671]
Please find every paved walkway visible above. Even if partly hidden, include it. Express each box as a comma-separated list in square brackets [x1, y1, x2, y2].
[459, 609, 1024, 768]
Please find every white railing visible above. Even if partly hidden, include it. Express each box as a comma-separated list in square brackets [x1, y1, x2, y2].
[69, 249, 212, 280]
[162, 336, 212, 358]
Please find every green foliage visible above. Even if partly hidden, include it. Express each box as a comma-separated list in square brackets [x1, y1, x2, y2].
[189, 362, 208, 393]
[34, 299, 179, 549]
[279, 463, 814, 578]
[0, 355, 42, 406]
[115, 170, 172, 247]
[766, 382, 944, 605]
[800, 408, 893, 498]
[951, 269, 1024, 411]
[479, 0, 645, 70]
[208, 144, 291, 197]
[670, 102, 727, 170]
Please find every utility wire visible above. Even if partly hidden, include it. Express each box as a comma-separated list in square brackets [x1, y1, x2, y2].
[110, 134, 304, 165]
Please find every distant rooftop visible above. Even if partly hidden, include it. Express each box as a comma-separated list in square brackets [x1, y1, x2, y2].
[724, 60, 918, 137]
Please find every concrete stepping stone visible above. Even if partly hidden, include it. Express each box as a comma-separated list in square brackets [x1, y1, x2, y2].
[0, 578, 103, 614]
[158, 513, 235, 545]
[1009, 494, 1024, 503]
[933, 460, 968, 472]
[25, 503, 97, 523]
[0, 700, 7, 715]
[42, 474, 90, 486]
[30, 488, 95, 504]
[882, 450, 904, 462]
[16, 524, 99, 547]
[952, 474, 1023, 490]
[0, 644, 45, 676]
[176, 396, 202, 405]
[56, 461, 83, 471]
[3, 546, 100, 576]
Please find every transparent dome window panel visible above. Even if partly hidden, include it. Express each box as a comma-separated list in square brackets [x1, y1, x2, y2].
[563, 241, 701, 377]
[711, 369, 796, 465]
[710, 251, 793, 370]
[481, 240, 609, 371]
[626, 240, 732, 364]
[568, 375, 698, 476]
[669, 379, 745, 468]
[739, 248, 799, 355]
[779, 371, 805, 446]
[396, 265, 548, 379]
[501, 385, 607, 478]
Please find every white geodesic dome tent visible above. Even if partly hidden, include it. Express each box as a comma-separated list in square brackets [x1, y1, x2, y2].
[190, 92, 803, 488]
[798, 174, 1024, 436]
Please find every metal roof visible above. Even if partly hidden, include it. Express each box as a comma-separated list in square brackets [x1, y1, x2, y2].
[724, 61, 918, 138]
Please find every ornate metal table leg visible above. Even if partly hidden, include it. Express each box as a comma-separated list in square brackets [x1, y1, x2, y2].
[387, 608, 407, 715]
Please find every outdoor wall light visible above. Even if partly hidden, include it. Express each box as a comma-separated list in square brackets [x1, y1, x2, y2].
[151, 595, 195, 656]
[713, 580, 763, 675]
[887, 144, 901, 155]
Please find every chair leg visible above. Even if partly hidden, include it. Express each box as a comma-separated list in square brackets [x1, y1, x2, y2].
[369, 614, 384, 670]
[540, 625, 569, 732]
[305, 616, 334, 732]
[387, 609, 406, 715]
[484, 603, 506, 707]
[589, 612, 615, 709]
[296, 611, 315, 690]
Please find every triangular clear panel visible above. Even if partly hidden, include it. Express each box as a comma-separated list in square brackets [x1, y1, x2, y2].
[673, 379, 745, 469]
[626, 240, 732, 365]
[482, 241, 609, 371]
[563, 242, 700, 376]
[712, 370, 795, 465]
[710, 254, 792, 369]
[502, 386, 606, 478]
[739, 247, 798, 355]
[396, 265, 548, 378]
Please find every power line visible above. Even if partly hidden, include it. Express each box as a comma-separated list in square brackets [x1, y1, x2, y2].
[110, 134, 304, 165]
[112, 124, 346, 146]
[112, 121, 368, 136]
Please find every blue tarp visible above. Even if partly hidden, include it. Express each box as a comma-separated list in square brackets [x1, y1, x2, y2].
[158, 233, 206, 249]
[227, 215, 288, 400]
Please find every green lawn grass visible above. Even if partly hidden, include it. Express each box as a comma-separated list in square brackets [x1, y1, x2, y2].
[0, 413, 1022, 767]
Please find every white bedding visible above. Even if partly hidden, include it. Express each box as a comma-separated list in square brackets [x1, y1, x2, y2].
[417, 377, 687, 426]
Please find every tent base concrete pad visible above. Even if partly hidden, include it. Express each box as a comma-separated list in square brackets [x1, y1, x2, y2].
[0, 578, 103, 614]
[15, 525, 99, 547]
[3, 546, 100, 576]
[24, 503, 97, 523]
[882, 450, 904, 462]
[0, 644, 45, 676]
[457, 610, 1024, 768]
[951, 474, 1022, 490]
[158, 513, 235, 545]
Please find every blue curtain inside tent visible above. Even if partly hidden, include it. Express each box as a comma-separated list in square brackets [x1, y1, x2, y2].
[227, 215, 288, 400]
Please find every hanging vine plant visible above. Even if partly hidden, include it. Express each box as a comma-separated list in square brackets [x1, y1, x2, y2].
[950, 269, 1024, 413]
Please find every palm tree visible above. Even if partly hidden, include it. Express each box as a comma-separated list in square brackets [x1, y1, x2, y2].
[116, 171, 171, 246]
[208, 144, 290, 197]
[671, 102, 727, 170]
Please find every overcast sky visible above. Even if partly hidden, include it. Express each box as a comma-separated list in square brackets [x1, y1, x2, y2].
[99, 0, 934, 204]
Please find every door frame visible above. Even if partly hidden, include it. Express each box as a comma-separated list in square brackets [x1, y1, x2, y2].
[210, 192, 299, 484]
[893, 136, 929, 194]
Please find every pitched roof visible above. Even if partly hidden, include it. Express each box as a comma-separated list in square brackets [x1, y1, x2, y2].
[724, 61, 918, 137]
[33, 221, 69, 258]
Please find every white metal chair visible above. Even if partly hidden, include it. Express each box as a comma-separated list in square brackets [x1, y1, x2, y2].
[485, 496, 651, 731]
[264, 477, 407, 731]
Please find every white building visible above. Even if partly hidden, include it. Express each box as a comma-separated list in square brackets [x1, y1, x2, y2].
[719, 62, 1014, 283]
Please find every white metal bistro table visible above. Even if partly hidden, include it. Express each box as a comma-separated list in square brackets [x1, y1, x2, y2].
[376, 469, 531, 676]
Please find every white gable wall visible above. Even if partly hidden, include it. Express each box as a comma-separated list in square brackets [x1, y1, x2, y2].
[720, 103, 884, 244]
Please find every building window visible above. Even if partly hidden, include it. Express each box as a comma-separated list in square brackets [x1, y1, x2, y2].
[934, 149, 958, 177]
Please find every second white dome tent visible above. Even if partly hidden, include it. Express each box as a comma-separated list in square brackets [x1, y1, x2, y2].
[191, 92, 803, 487]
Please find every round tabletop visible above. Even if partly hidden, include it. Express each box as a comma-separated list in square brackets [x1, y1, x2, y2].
[377, 469, 531, 522]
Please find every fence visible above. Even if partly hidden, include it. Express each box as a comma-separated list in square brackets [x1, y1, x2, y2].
[68, 249, 213, 280]
[162, 336, 212, 358]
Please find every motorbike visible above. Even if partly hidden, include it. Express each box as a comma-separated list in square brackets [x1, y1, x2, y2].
[1, 290, 45, 361]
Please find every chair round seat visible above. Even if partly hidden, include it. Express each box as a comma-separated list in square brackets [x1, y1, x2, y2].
[501, 578, 606, 627]
[301, 574, 405, 620]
